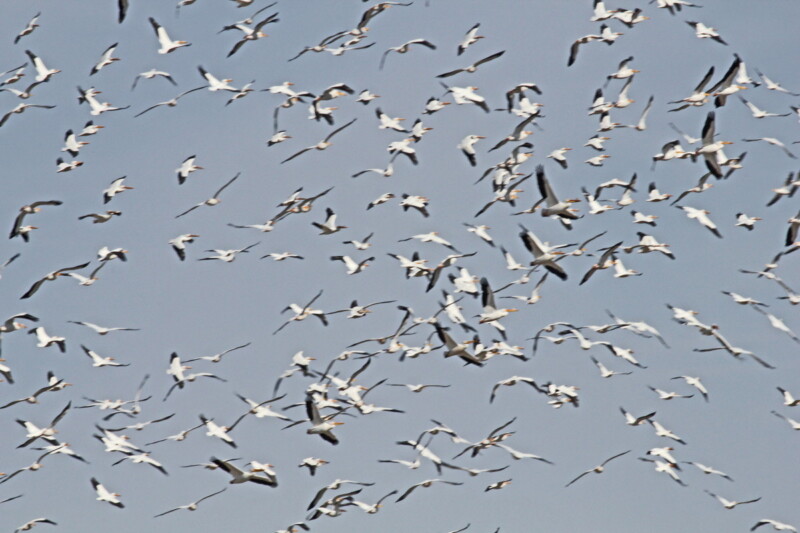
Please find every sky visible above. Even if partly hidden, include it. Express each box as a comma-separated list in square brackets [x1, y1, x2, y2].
[1, 1, 799, 532]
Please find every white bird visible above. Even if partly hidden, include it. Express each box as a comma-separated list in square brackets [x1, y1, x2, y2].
[777, 387, 800, 407]
[103, 176, 134, 204]
[313, 207, 348, 235]
[90, 43, 120, 75]
[458, 135, 485, 166]
[154, 488, 227, 518]
[281, 119, 357, 164]
[198, 66, 237, 92]
[678, 205, 722, 238]
[131, 69, 176, 90]
[705, 490, 761, 509]
[199, 242, 258, 263]
[442, 85, 490, 113]
[565, 450, 630, 487]
[91, 478, 124, 508]
[169, 234, 199, 261]
[212, 457, 277, 486]
[28, 327, 65, 353]
[330, 255, 373, 275]
[682, 461, 733, 481]
[380, 39, 437, 70]
[458, 23, 483, 55]
[81, 345, 129, 368]
[176, 155, 203, 184]
[305, 397, 343, 445]
[751, 520, 797, 532]
[176, 173, 241, 218]
[24, 50, 60, 82]
[149, 17, 191, 54]
[686, 21, 727, 45]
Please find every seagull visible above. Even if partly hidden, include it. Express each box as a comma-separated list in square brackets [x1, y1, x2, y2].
[149, 17, 191, 54]
[154, 488, 227, 518]
[565, 450, 630, 487]
[91, 478, 124, 508]
[380, 39, 437, 70]
[281, 119, 357, 164]
[176, 172, 241, 218]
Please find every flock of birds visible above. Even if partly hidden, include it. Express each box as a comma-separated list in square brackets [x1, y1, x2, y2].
[1, 1, 799, 532]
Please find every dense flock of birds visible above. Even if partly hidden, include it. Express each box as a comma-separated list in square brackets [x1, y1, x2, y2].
[1, 1, 799, 532]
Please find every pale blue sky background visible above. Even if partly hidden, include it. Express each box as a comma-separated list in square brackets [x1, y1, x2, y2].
[1, 1, 799, 532]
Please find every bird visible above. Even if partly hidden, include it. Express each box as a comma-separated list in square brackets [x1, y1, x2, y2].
[81, 345, 130, 368]
[678, 206, 722, 238]
[90, 43, 120, 75]
[169, 234, 199, 261]
[281, 119, 357, 164]
[705, 490, 761, 509]
[198, 66, 237, 92]
[379, 39, 437, 70]
[212, 457, 277, 486]
[103, 176, 133, 204]
[134, 86, 204, 117]
[437, 51, 505, 78]
[458, 23, 484, 55]
[457, 135, 485, 166]
[305, 396, 343, 445]
[176, 173, 241, 218]
[10, 200, 62, 241]
[565, 451, 630, 487]
[176, 155, 203, 184]
[91, 478, 124, 508]
[66, 320, 136, 338]
[313, 208, 348, 235]
[131, 69, 176, 90]
[149, 17, 191, 54]
[535, 165, 581, 222]
[330, 255, 374, 275]
[395, 479, 464, 503]
[751, 520, 797, 532]
[442, 85, 490, 113]
[154, 488, 227, 518]
[0, 102, 56, 128]
[686, 21, 728, 45]
[682, 461, 731, 480]
[198, 243, 259, 263]
[224, 12, 278, 57]
[21, 262, 90, 299]
[24, 50, 60, 82]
